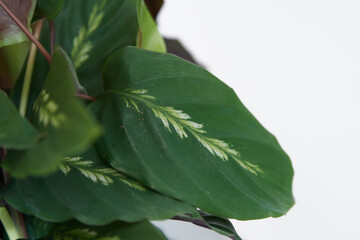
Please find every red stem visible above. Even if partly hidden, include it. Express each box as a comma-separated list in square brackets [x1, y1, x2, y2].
[0, 0, 51, 64]
[76, 93, 97, 101]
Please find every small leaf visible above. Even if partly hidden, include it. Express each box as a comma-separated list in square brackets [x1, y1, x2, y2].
[1, 46, 102, 178]
[35, 220, 168, 240]
[173, 211, 242, 240]
[136, 0, 166, 52]
[0, 89, 39, 149]
[0, 147, 197, 225]
[93, 46, 294, 220]
[0, 0, 36, 47]
[35, 0, 64, 20]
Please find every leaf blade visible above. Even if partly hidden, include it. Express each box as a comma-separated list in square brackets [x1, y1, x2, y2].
[94, 46, 294, 220]
[1, 46, 102, 177]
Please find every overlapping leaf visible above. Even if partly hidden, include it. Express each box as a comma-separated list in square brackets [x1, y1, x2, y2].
[33, 220, 168, 240]
[1, 47, 102, 177]
[0, 146, 196, 225]
[30, 0, 139, 98]
[91, 46, 294, 220]
[173, 211, 242, 240]
[35, 0, 64, 20]
[0, 89, 39, 149]
[136, 0, 166, 52]
[0, 0, 36, 47]
[0, 41, 30, 89]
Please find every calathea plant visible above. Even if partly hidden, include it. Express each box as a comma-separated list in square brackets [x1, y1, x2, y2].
[0, 0, 294, 239]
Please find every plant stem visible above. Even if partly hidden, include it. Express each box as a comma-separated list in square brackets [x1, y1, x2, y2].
[76, 93, 97, 101]
[0, 0, 51, 64]
[49, 20, 55, 56]
[0, 207, 22, 240]
[19, 19, 45, 117]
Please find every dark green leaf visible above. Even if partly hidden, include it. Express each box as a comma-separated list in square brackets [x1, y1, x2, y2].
[0, 89, 39, 149]
[92, 46, 294, 220]
[1, 47, 102, 178]
[1, 147, 196, 225]
[35, 220, 167, 240]
[0, 41, 30, 89]
[136, 0, 166, 52]
[31, 0, 139, 98]
[173, 211, 242, 240]
[35, 0, 64, 20]
[25, 215, 52, 240]
[0, 0, 36, 47]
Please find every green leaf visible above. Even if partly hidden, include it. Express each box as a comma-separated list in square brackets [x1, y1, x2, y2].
[1, 47, 102, 178]
[31, 0, 139, 97]
[0, 147, 197, 225]
[0, 0, 36, 47]
[0, 41, 30, 89]
[136, 0, 166, 53]
[25, 215, 52, 240]
[92, 46, 294, 220]
[173, 211, 242, 240]
[35, 220, 168, 240]
[35, 0, 64, 20]
[0, 89, 39, 149]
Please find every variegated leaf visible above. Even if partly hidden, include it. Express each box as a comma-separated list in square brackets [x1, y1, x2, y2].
[92, 46, 294, 220]
[0, 147, 197, 225]
[1, 47, 102, 178]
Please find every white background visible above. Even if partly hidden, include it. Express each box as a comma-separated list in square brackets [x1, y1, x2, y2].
[154, 0, 360, 239]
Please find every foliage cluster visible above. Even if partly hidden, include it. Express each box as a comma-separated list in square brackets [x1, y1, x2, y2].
[0, 0, 294, 239]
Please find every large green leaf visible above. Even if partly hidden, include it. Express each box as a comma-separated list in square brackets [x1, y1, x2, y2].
[0, 147, 196, 225]
[1, 47, 102, 178]
[0, 89, 39, 149]
[136, 0, 166, 52]
[34, 220, 168, 240]
[0, 0, 36, 48]
[92, 46, 294, 220]
[30, 0, 139, 98]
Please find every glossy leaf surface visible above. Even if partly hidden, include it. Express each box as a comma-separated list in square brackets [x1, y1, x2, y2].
[0, 0, 36, 47]
[92, 46, 294, 220]
[0, 90, 39, 149]
[0, 147, 196, 225]
[136, 0, 166, 52]
[1, 47, 102, 177]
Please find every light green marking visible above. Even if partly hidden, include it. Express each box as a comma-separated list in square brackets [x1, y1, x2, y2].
[59, 156, 145, 191]
[110, 89, 263, 175]
[71, 0, 108, 69]
[34, 90, 67, 128]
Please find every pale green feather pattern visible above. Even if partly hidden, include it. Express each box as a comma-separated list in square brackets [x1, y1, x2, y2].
[109, 89, 263, 175]
[59, 156, 145, 191]
[71, 0, 108, 69]
[34, 90, 67, 128]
